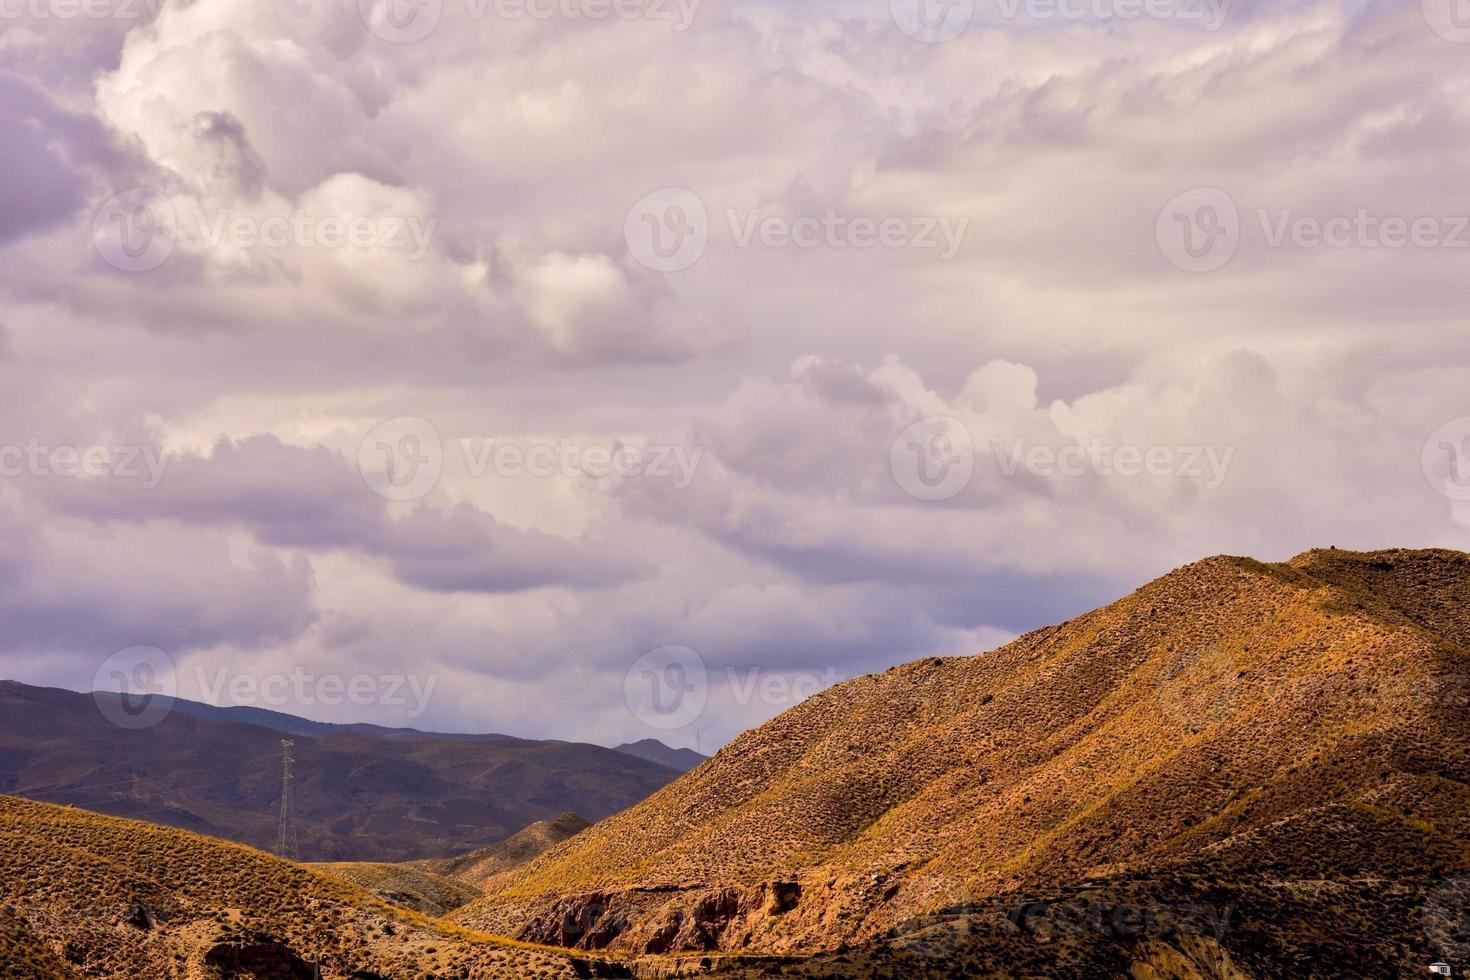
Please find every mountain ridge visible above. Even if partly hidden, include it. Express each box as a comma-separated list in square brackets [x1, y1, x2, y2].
[451, 548, 1470, 975]
[0, 680, 680, 862]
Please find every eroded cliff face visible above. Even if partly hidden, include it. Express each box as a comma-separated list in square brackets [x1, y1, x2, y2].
[508, 879, 813, 954]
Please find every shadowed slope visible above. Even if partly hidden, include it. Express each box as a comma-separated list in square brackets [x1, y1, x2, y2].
[0, 681, 678, 861]
[454, 549, 1470, 968]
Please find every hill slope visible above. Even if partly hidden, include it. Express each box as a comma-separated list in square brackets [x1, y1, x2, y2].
[453, 548, 1470, 974]
[312, 813, 591, 915]
[0, 794, 594, 979]
[412, 812, 594, 886]
[0, 681, 678, 861]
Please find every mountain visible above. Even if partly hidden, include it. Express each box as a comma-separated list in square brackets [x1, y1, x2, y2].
[312, 813, 592, 916]
[452, 548, 1470, 976]
[0, 680, 679, 862]
[410, 811, 594, 886]
[613, 739, 707, 773]
[309, 859, 484, 917]
[159, 695, 516, 741]
[0, 794, 602, 979]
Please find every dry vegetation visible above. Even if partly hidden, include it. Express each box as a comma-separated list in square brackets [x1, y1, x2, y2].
[0, 794, 594, 978]
[409, 813, 593, 887]
[452, 549, 1470, 976]
[7, 548, 1469, 978]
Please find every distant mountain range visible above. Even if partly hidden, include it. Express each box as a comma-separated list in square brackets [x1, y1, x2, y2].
[0, 680, 687, 862]
[612, 738, 707, 772]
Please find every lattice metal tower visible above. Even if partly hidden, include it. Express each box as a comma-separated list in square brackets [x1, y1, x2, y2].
[274, 739, 298, 860]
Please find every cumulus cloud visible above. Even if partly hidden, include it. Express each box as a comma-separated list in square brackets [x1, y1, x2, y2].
[0, 0, 1466, 748]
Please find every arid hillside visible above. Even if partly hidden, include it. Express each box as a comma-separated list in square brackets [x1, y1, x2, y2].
[0, 794, 600, 979]
[411, 812, 594, 887]
[0, 681, 679, 861]
[311, 813, 591, 916]
[454, 548, 1470, 975]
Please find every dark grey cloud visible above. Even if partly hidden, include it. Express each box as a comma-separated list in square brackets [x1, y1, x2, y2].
[49, 434, 648, 595]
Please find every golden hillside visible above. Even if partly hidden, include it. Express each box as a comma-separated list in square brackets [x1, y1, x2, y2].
[453, 549, 1470, 972]
[311, 813, 590, 918]
[0, 794, 597, 979]
[411, 813, 593, 887]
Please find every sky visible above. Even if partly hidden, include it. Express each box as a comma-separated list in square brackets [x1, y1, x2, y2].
[2, 0, 1470, 750]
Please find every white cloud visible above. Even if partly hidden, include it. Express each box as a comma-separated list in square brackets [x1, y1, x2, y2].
[0, 0, 1466, 748]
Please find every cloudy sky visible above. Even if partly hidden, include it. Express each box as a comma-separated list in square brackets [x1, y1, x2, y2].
[3, 0, 1469, 749]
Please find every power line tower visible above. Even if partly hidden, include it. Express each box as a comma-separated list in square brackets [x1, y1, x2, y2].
[274, 739, 298, 861]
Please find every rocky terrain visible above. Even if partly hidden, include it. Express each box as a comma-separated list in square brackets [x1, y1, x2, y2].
[453, 549, 1470, 975]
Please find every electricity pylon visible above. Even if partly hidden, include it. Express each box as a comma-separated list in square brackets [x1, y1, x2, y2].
[274, 739, 298, 860]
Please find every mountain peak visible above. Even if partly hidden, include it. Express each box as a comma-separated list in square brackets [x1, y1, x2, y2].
[453, 548, 1470, 974]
